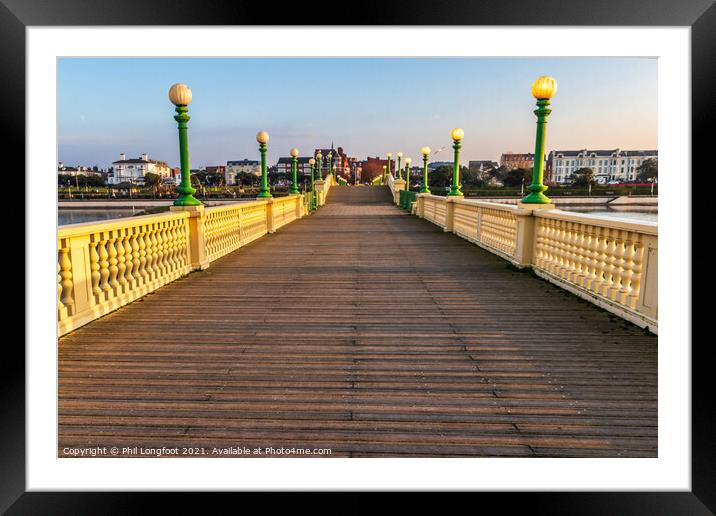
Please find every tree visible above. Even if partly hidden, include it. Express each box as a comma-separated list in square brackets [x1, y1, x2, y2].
[144, 172, 161, 189]
[571, 167, 596, 186]
[636, 158, 658, 182]
[503, 168, 532, 187]
[429, 166, 452, 188]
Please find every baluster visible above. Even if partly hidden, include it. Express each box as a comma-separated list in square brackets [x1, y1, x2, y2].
[572, 223, 588, 285]
[98, 238, 111, 295]
[155, 222, 166, 278]
[618, 233, 636, 306]
[138, 228, 149, 283]
[116, 231, 128, 294]
[59, 247, 74, 312]
[145, 225, 157, 281]
[590, 226, 607, 293]
[169, 219, 181, 271]
[608, 230, 626, 300]
[89, 238, 102, 298]
[600, 228, 618, 297]
[124, 232, 135, 287]
[57, 262, 65, 316]
[628, 234, 645, 309]
[582, 226, 598, 290]
[554, 221, 567, 277]
[108, 232, 120, 292]
[132, 230, 143, 285]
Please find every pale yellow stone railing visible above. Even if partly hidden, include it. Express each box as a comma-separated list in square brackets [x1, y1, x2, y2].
[386, 173, 405, 204]
[58, 194, 306, 336]
[532, 210, 658, 324]
[414, 194, 658, 332]
[58, 211, 193, 336]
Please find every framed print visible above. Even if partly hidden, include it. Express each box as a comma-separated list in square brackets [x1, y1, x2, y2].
[7, 0, 713, 511]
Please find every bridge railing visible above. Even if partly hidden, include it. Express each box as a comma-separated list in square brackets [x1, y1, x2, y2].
[414, 194, 658, 332]
[386, 173, 406, 204]
[315, 174, 334, 206]
[58, 194, 306, 336]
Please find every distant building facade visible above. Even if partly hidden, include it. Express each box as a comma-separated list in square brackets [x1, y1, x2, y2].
[226, 159, 260, 185]
[109, 153, 171, 185]
[277, 157, 313, 176]
[500, 153, 536, 171]
[58, 162, 102, 176]
[549, 149, 658, 184]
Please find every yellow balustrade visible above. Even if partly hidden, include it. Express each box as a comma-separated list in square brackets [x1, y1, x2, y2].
[58, 194, 305, 336]
[412, 193, 658, 332]
[58, 211, 192, 336]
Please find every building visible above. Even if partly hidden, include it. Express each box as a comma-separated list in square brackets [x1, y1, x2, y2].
[226, 159, 260, 185]
[359, 156, 394, 183]
[276, 157, 314, 176]
[314, 145, 352, 178]
[549, 149, 658, 184]
[205, 165, 226, 175]
[108, 153, 171, 185]
[500, 153, 536, 171]
[57, 163, 102, 176]
[468, 160, 499, 172]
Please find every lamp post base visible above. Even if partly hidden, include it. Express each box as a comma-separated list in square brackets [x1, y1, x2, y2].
[257, 189, 272, 199]
[173, 194, 202, 206]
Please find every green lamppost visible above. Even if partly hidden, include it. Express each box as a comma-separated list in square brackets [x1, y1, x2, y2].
[168, 83, 201, 206]
[316, 151, 323, 181]
[420, 146, 431, 194]
[386, 152, 392, 179]
[256, 131, 272, 198]
[326, 152, 332, 183]
[404, 158, 411, 192]
[396, 152, 403, 180]
[448, 128, 464, 196]
[382, 165, 387, 183]
[290, 147, 300, 194]
[521, 76, 557, 204]
[309, 157, 316, 210]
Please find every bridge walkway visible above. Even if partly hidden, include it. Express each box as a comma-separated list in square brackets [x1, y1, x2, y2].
[58, 186, 657, 457]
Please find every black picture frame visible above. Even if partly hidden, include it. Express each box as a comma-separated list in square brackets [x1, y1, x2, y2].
[6, 0, 711, 511]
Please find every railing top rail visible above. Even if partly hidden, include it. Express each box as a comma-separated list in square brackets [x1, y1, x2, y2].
[534, 209, 658, 235]
[204, 198, 271, 214]
[454, 198, 521, 212]
[58, 210, 190, 239]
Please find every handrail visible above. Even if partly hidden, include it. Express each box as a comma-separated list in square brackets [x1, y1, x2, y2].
[413, 194, 658, 332]
[58, 194, 306, 336]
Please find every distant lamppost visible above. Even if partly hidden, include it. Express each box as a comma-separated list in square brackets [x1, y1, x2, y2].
[256, 131, 271, 198]
[316, 151, 323, 181]
[386, 152, 392, 178]
[309, 158, 316, 210]
[168, 83, 201, 206]
[448, 128, 464, 196]
[326, 152, 333, 182]
[404, 158, 411, 191]
[420, 147, 431, 194]
[290, 147, 300, 194]
[521, 76, 557, 204]
[382, 165, 387, 183]
[396, 152, 403, 180]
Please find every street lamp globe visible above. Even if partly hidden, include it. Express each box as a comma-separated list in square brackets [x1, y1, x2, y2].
[168, 83, 192, 106]
[387, 152, 392, 158]
[450, 128, 464, 141]
[421, 146, 431, 157]
[531, 76, 557, 100]
[316, 151, 323, 160]
[290, 147, 299, 157]
[309, 158, 315, 165]
[256, 131, 270, 144]
[405, 157, 411, 165]
[397, 152, 403, 158]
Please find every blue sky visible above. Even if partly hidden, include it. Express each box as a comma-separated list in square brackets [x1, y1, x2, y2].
[58, 57, 657, 170]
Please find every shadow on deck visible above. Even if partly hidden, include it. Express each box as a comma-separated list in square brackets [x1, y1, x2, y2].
[58, 186, 657, 457]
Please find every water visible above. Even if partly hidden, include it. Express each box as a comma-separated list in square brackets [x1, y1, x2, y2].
[58, 209, 137, 226]
[558, 206, 657, 223]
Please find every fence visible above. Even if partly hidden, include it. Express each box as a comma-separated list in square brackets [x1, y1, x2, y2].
[410, 194, 658, 332]
[58, 194, 306, 336]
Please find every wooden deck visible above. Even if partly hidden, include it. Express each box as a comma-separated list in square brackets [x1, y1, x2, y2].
[58, 187, 657, 457]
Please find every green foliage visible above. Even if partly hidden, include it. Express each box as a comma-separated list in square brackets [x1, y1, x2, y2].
[502, 168, 532, 187]
[636, 158, 658, 182]
[58, 174, 105, 187]
[571, 167, 596, 186]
